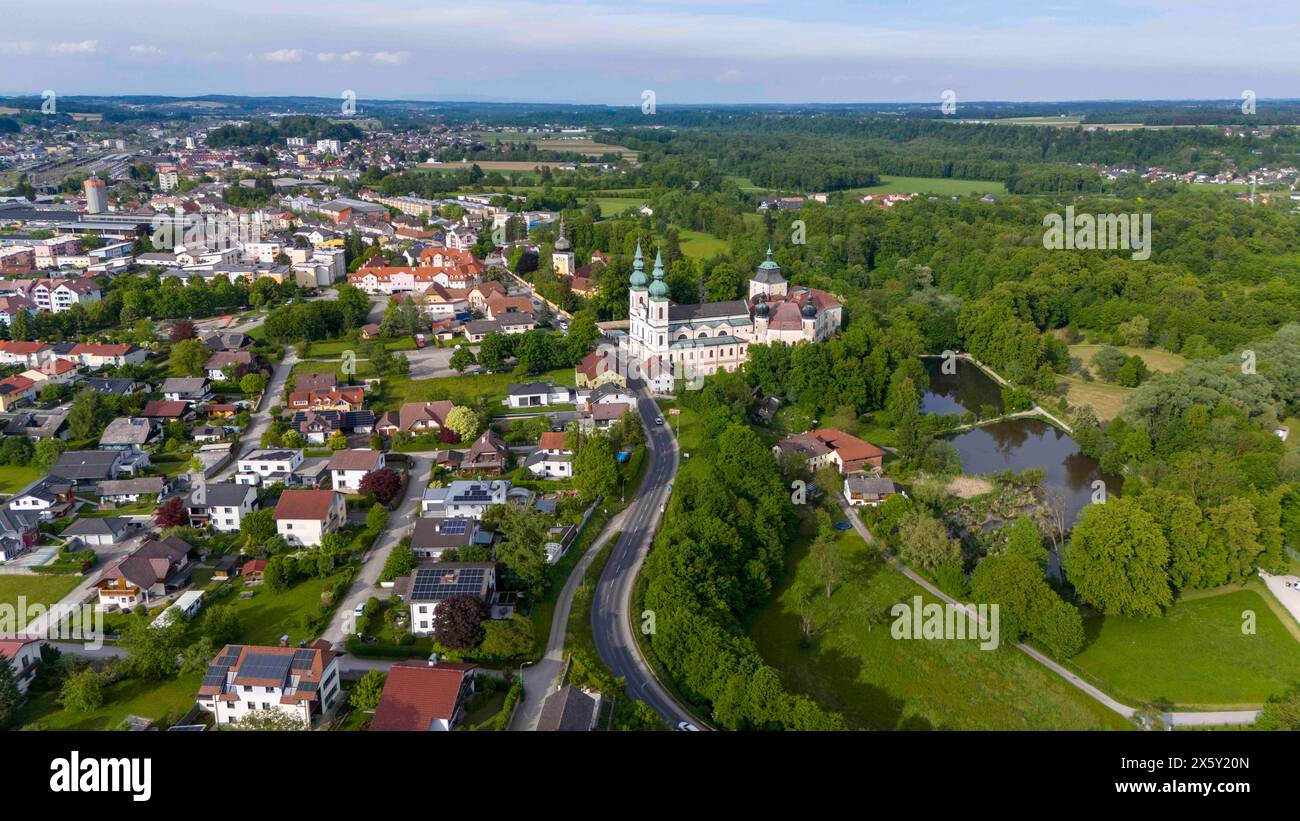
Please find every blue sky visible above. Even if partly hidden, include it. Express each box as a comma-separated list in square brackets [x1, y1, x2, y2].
[2, 0, 1296, 103]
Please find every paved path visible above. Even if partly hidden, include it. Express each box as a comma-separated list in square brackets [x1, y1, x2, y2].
[835, 498, 1258, 727]
[591, 383, 708, 729]
[320, 454, 432, 648]
[1260, 572, 1300, 628]
[212, 345, 298, 482]
[510, 505, 633, 731]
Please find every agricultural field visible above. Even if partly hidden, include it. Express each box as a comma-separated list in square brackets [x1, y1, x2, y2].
[590, 196, 646, 217]
[846, 175, 1007, 197]
[0, 574, 82, 612]
[1068, 343, 1187, 374]
[678, 229, 730, 259]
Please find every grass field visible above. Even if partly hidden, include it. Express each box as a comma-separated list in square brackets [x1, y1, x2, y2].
[397, 367, 575, 409]
[678, 229, 730, 260]
[1058, 375, 1130, 420]
[21, 672, 203, 730]
[590, 197, 646, 217]
[749, 525, 1133, 730]
[0, 464, 42, 494]
[0, 574, 82, 611]
[846, 175, 1007, 197]
[1069, 343, 1187, 374]
[1070, 585, 1300, 708]
[224, 570, 352, 646]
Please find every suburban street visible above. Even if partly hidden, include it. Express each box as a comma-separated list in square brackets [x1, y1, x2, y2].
[589, 382, 705, 729]
[319, 453, 432, 648]
[211, 344, 298, 482]
[510, 504, 634, 730]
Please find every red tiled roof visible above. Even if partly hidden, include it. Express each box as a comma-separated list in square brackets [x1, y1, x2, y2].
[274, 489, 340, 521]
[142, 399, 187, 418]
[370, 663, 477, 731]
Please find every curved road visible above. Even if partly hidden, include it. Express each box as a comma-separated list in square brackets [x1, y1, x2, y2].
[590, 382, 706, 728]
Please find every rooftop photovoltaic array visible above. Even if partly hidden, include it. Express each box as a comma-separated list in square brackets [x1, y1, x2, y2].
[411, 566, 487, 600]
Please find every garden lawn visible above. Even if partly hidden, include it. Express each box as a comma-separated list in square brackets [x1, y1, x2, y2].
[589, 197, 645, 217]
[1070, 585, 1300, 708]
[21, 672, 203, 730]
[224, 571, 351, 646]
[397, 367, 574, 408]
[748, 525, 1133, 730]
[0, 574, 82, 611]
[0, 463, 42, 494]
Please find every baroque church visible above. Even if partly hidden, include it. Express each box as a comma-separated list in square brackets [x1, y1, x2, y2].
[619, 243, 843, 392]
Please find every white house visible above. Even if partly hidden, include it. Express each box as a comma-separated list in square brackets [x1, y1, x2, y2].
[274, 489, 346, 548]
[420, 480, 510, 519]
[236, 448, 305, 486]
[196, 644, 341, 727]
[327, 449, 385, 493]
[504, 381, 575, 409]
[524, 432, 574, 479]
[0, 638, 44, 694]
[188, 482, 258, 532]
[405, 563, 497, 636]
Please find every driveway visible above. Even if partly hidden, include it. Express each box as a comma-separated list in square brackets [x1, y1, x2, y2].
[213, 345, 298, 481]
[1260, 572, 1300, 627]
[320, 454, 432, 648]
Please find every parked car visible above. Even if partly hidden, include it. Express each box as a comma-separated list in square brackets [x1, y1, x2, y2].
[676, 722, 700, 731]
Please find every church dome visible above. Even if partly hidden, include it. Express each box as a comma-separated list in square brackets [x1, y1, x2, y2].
[752, 247, 785, 284]
[629, 242, 647, 288]
[754, 299, 770, 318]
[649, 248, 669, 298]
[801, 300, 817, 319]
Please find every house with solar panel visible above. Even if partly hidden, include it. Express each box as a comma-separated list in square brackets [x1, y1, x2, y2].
[397, 562, 498, 636]
[410, 516, 488, 560]
[420, 480, 510, 519]
[196, 642, 342, 727]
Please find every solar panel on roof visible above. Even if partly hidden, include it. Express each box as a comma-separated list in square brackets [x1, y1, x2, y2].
[411, 566, 487, 600]
[439, 520, 467, 535]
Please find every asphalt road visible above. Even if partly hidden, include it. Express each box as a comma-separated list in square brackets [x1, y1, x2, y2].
[590, 382, 705, 729]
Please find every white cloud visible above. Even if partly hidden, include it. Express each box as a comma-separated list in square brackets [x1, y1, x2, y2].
[372, 50, 411, 65]
[0, 41, 35, 55]
[129, 44, 165, 56]
[341, 51, 363, 62]
[49, 40, 98, 55]
[316, 52, 339, 62]
[263, 48, 304, 63]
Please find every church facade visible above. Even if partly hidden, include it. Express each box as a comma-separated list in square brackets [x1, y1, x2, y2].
[619, 245, 842, 392]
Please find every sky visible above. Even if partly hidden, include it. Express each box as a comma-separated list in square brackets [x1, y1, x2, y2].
[2, 0, 1298, 104]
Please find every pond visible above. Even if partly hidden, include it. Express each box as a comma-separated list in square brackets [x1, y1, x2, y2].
[921, 357, 1120, 524]
[919, 357, 1004, 416]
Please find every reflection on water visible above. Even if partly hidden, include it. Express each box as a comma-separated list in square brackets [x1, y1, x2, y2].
[947, 418, 1122, 524]
[919, 358, 1004, 416]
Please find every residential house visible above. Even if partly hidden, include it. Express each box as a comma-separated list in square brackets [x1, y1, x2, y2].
[291, 409, 376, 444]
[95, 537, 193, 609]
[286, 386, 364, 413]
[524, 431, 574, 479]
[505, 381, 575, 409]
[327, 449, 385, 493]
[420, 480, 510, 519]
[141, 399, 189, 421]
[0, 507, 38, 561]
[536, 685, 601, 732]
[188, 482, 258, 532]
[583, 383, 634, 411]
[401, 563, 497, 636]
[98, 417, 159, 452]
[6, 476, 77, 520]
[97, 476, 168, 504]
[410, 516, 482, 560]
[51, 450, 128, 488]
[83, 376, 150, 396]
[460, 429, 508, 474]
[204, 350, 256, 381]
[843, 476, 904, 508]
[68, 342, 147, 368]
[236, 449, 304, 486]
[0, 375, 37, 411]
[196, 642, 342, 727]
[61, 515, 138, 547]
[375, 400, 455, 437]
[201, 331, 253, 352]
[160, 377, 213, 403]
[369, 662, 478, 732]
[575, 350, 625, 389]
[3, 409, 68, 440]
[0, 638, 44, 694]
[772, 428, 885, 475]
[294, 372, 337, 393]
[274, 489, 347, 548]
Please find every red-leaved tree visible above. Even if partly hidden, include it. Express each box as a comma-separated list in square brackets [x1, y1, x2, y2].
[154, 495, 188, 528]
[358, 468, 401, 505]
